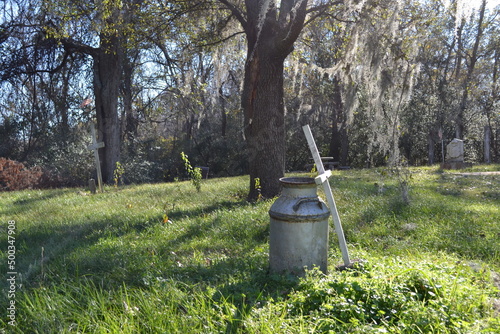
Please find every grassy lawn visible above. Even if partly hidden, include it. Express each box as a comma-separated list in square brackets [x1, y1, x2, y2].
[1, 165, 499, 333]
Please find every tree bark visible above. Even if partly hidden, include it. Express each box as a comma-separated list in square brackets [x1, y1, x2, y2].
[93, 33, 122, 183]
[53, 65, 71, 138]
[455, 0, 486, 139]
[238, 0, 308, 200]
[243, 50, 286, 199]
[122, 50, 139, 145]
[428, 131, 435, 165]
[340, 123, 349, 166]
[484, 125, 491, 163]
[219, 86, 227, 137]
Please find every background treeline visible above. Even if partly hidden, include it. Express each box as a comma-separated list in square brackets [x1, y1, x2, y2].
[0, 0, 499, 189]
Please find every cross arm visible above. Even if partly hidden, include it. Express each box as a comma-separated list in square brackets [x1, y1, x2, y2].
[88, 142, 105, 150]
[315, 169, 332, 185]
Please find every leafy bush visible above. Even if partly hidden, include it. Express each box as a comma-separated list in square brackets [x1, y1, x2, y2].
[0, 158, 42, 191]
[28, 127, 95, 188]
[33, 145, 92, 188]
[285, 261, 496, 333]
[121, 159, 164, 184]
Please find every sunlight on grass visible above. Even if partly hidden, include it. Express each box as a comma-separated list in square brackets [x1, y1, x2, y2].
[0, 167, 498, 333]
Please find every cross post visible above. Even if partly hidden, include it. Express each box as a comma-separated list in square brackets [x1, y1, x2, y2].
[302, 125, 351, 266]
[88, 123, 105, 193]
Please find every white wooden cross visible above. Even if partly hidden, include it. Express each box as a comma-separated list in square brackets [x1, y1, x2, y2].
[88, 123, 105, 193]
[302, 125, 351, 266]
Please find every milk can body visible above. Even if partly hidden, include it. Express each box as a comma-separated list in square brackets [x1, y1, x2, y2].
[269, 177, 330, 275]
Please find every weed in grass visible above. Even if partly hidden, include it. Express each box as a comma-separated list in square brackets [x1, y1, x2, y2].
[113, 161, 125, 188]
[180, 152, 202, 192]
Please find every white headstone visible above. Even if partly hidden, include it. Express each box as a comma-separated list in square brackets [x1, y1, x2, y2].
[446, 138, 464, 162]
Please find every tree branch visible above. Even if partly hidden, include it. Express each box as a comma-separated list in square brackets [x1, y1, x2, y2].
[306, 1, 343, 15]
[304, 1, 347, 27]
[279, 0, 309, 52]
[217, 0, 248, 31]
[60, 38, 99, 58]
[197, 30, 246, 48]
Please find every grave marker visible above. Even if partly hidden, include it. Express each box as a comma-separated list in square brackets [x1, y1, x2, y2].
[446, 138, 464, 162]
[442, 138, 469, 169]
[302, 125, 351, 267]
[88, 123, 104, 193]
[89, 178, 97, 194]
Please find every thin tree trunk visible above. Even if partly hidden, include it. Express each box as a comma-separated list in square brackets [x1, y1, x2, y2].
[340, 123, 349, 166]
[54, 66, 71, 138]
[329, 115, 341, 162]
[122, 51, 139, 149]
[219, 86, 227, 137]
[428, 131, 435, 165]
[484, 125, 491, 163]
[456, 0, 486, 139]
[93, 34, 122, 183]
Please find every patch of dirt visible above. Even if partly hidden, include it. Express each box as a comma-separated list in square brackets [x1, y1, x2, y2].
[454, 171, 500, 176]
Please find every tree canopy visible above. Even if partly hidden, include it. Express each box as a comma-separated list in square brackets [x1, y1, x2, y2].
[1, 0, 499, 190]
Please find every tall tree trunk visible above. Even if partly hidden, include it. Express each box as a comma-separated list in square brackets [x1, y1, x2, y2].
[219, 86, 227, 137]
[236, 0, 308, 200]
[329, 114, 341, 162]
[455, 0, 486, 139]
[243, 51, 286, 199]
[122, 50, 138, 145]
[340, 123, 349, 166]
[484, 125, 491, 163]
[491, 38, 499, 162]
[93, 34, 122, 183]
[53, 65, 71, 139]
[428, 131, 435, 165]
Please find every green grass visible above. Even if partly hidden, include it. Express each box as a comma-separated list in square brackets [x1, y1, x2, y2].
[1, 166, 499, 333]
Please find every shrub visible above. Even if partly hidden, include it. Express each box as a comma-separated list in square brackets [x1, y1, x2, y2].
[181, 152, 202, 192]
[0, 158, 42, 191]
[121, 158, 164, 184]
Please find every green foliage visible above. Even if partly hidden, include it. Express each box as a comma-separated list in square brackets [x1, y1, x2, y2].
[309, 164, 317, 176]
[285, 259, 496, 333]
[254, 177, 262, 201]
[38, 140, 95, 188]
[180, 152, 202, 192]
[113, 161, 125, 187]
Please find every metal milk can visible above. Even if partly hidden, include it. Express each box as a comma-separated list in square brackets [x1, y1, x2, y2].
[269, 177, 330, 275]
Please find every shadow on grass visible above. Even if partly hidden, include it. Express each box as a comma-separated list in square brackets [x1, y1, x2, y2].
[348, 185, 499, 264]
[213, 266, 299, 334]
[63, 200, 270, 288]
[166, 200, 249, 221]
[156, 253, 300, 334]
[0, 216, 131, 290]
[3, 193, 291, 333]
[1, 197, 258, 290]
[0, 188, 72, 216]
